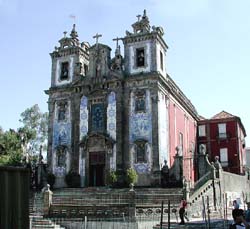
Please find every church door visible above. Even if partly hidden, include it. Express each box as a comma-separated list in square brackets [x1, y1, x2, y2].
[89, 152, 105, 186]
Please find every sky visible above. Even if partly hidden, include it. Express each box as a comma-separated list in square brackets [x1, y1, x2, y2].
[0, 0, 250, 144]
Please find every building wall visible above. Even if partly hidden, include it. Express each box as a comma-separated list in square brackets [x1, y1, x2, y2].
[197, 118, 245, 175]
[246, 147, 250, 168]
[168, 96, 197, 182]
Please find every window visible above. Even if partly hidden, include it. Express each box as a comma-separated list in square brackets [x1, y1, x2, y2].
[136, 48, 145, 67]
[91, 103, 105, 132]
[135, 141, 147, 163]
[218, 123, 227, 138]
[220, 148, 228, 167]
[198, 125, 206, 137]
[179, 132, 183, 155]
[160, 51, 163, 70]
[60, 62, 69, 80]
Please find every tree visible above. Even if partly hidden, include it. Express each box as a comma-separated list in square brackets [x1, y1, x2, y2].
[0, 129, 23, 166]
[19, 104, 48, 156]
[0, 104, 48, 166]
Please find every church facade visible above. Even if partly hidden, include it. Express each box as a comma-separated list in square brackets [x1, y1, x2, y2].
[46, 11, 199, 188]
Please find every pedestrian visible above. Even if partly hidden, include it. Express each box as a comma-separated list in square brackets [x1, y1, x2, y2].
[245, 203, 250, 223]
[233, 200, 240, 209]
[229, 208, 250, 229]
[179, 197, 188, 225]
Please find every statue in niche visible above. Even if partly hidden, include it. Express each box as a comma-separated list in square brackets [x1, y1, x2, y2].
[136, 141, 146, 163]
[135, 96, 145, 112]
[58, 102, 67, 121]
[58, 128, 67, 145]
[161, 160, 169, 188]
[57, 147, 66, 167]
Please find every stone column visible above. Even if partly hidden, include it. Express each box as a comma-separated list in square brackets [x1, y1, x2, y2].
[43, 184, 53, 216]
[128, 191, 136, 222]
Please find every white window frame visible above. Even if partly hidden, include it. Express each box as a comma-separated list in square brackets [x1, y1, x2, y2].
[218, 123, 227, 138]
[198, 125, 206, 137]
[220, 148, 228, 167]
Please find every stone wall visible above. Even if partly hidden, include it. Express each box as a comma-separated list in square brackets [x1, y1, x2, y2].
[0, 166, 30, 229]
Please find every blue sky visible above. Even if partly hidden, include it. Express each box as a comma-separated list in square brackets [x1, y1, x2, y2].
[0, 0, 250, 144]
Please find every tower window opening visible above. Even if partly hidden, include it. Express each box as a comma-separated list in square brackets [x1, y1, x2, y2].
[60, 62, 69, 80]
[160, 51, 163, 70]
[136, 48, 145, 67]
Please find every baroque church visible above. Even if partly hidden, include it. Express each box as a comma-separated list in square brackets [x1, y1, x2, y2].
[46, 10, 199, 188]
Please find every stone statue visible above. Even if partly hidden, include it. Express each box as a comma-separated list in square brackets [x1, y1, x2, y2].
[161, 160, 169, 188]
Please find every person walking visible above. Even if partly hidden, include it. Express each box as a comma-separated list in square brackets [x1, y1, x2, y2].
[179, 197, 188, 225]
[229, 208, 250, 229]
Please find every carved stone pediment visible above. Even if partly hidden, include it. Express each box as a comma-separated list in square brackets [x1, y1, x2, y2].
[79, 132, 115, 152]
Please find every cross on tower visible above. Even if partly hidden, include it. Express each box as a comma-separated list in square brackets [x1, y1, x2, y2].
[112, 37, 122, 48]
[136, 14, 141, 22]
[93, 33, 102, 45]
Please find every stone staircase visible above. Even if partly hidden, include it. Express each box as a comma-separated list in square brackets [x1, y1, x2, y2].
[29, 191, 65, 229]
[47, 187, 183, 221]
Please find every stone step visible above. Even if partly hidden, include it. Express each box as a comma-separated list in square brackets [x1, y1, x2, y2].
[153, 220, 228, 229]
[30, 215, 65, 229]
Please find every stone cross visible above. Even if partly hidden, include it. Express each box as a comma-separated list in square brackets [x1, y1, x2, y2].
[93, 33, 102, 45]
[136, 14, 141, 21]
[112, 37, 122, 48]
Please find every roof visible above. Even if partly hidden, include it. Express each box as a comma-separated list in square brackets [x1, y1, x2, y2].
[211, 110, 235, 119]
[210, 110, 247, 137]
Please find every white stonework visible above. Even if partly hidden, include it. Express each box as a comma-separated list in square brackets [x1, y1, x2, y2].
[55, 56, 74, 86]
[110, 144, 116, 170]
[107, 92, 116, 140]
[80, 96, 88, 140]
[79, 148, 86, 187]
[129, 43, 151, 74]
[158, 92, 169, 167]
[156, 42, 167, 77]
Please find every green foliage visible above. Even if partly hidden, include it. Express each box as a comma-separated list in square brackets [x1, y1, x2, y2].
[0, 104, 48, 166]
[107, 170, 118, 186]
[65, 170, 81, 188]
[19, 104, 48, 154]
[0, 129, 23, 166]
[126, 168, 138, 185]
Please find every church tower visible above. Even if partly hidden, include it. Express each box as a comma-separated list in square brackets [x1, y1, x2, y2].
[46, 25, 89, 186]
[123, 10, 167, 77]
[122, 10, 170, 186]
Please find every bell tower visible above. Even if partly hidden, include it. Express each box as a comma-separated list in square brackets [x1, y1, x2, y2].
[50, 24, 89, 87]
[123, 10, 168, 77]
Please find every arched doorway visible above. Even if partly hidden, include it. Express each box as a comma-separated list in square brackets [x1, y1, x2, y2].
[89, 151, 105, 186]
